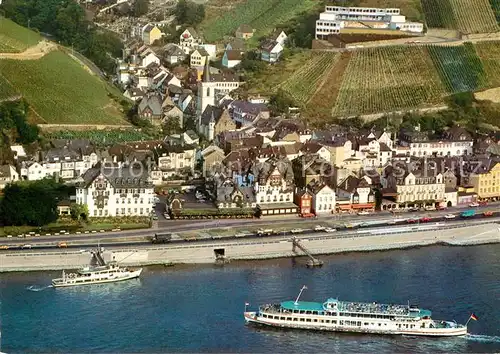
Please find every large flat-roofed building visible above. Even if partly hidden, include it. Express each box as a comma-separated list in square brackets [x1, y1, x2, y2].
[315, 6, 423, 39]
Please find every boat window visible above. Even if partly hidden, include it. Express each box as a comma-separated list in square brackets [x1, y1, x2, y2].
[320, 320, 324, 323]
[378, 323, 381, 326]
[306, 311, 311, 315]
[300, 318, 305, 322]
[306, 319, 311, 322]
[313, 319, 318, 323]
[357, 321, 361, 326]
[293, 318, 298, 321]
[287, 317, 292, 321]
[312, 311, 318, 315]
[280, 317, 285, 321]
[299, 310, 305, 314]
[332, 320, 337, 324]
[364, 322, 369, 326]
[325, 320, 330, 324]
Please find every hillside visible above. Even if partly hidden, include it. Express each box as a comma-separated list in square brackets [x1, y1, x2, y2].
[0, 17, 128, 126]
[248, 41, 500, 120]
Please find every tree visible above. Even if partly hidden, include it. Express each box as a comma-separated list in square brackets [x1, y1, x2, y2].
[269, 89, 295, 115]
[70, 203, 89, 221]
[0, 179, 66, 226]
[133, 0, 149, 17]
[175, 0, 205, 26]
[162, 116, 182, 136]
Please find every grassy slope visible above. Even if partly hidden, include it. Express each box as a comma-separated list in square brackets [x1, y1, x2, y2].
[0, 51, 127, 125]
[0, 17, 41, 53]
[200, 0, 316, 43]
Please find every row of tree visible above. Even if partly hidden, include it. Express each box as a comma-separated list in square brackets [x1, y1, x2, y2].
[2, 0, 123, 73]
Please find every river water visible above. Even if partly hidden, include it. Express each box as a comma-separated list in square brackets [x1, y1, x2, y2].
[1, 244, 499, 353]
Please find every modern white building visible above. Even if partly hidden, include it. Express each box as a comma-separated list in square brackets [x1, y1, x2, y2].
[76, 163, 155, 217]
[315, 6, 423, 39]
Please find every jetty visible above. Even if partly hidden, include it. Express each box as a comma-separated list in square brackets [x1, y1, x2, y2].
[292, 237, 324, 267]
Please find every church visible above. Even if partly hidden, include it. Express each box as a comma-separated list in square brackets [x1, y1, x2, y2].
[196, 60, 242, 140]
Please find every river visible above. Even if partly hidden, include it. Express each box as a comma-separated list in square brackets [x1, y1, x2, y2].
[1, 244, 499, 353]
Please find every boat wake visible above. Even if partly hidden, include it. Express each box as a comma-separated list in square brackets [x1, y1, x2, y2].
[466, 334, 500, 343]
[26, 285, 52, 292]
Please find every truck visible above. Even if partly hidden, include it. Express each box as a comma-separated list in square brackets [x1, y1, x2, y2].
[151, 233, 172, 244]
[460, 210, 475, 218]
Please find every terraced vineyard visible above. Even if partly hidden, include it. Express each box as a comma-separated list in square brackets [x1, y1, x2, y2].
[427, 44, 487, 93]
[332, 46, 447, 117]
[0, 17, 40, 52]
[474, 41, 500, 87]
[280, 52, 339, 104]
[421, 0, 499, 33]
[201, 0, 315, 42]
[0, 74, 19, 100]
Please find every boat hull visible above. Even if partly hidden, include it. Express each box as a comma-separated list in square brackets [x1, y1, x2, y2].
[52, 269, 142, 288]
[243, 312, 467, 337]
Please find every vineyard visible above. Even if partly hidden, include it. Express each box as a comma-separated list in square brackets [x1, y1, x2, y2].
[474, 41, 500, 87]
[0, 74, 19, 100]
[332, 46, 447, 117]
[427, 44, 487, 93]
[421, 0, 499, 33]
[201, 0, 315, 42]
[0, 51, 127, 125]
[0, 17, 40, 53]
[45, 130, 153, 146]
[280, 52, 339, 104]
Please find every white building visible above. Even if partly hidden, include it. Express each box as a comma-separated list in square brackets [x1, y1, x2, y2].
[0, 164, 19, 189]
[315, 6, 423, 39]
[76, 163, 155, 217]
[255, 158, 295, 205]
[309, 183, 336, 214]
[393, 172, 445, 206]
[152, 144, 196, 180]
[179, 27, 203, 54]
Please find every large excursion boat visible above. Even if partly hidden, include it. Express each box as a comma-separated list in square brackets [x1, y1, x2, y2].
[244, 286, 468, 337]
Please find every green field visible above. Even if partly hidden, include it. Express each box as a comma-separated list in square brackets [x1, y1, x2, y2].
[0, 74, 19, 100]
[0, 17, 41, 53]
[474, 41, 500, 87]
[0, 51, 127, 124]
[421, 0, 499, 33]
[427, 44, 487, 93]
[46, 129, 153, 146]
[200, 0, 316, 42]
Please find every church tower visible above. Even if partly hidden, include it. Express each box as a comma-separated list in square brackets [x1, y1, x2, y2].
[197, 59, 217, 129]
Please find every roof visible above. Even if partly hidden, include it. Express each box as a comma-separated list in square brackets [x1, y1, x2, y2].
[200, 105, 224, 126]
[236, 24, 254, 34]
[0, 165, 14, 178]
[143, 24, 155, 33]
[193, 47, 209, 57]
[163, 43, 185, 57]
[227, 38, 245, 51]
[138, 93, 163, 116]
[78, 163, 153, 189]
[183, 27, 199, 38]
[225, 50, 243, 61]
[281, 301, 324, 312]
[270, 30, 286, 42]
[260, 39, 279, 52]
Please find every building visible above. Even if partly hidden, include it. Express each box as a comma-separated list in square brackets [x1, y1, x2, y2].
[336, 175, 375, 212]
[295, 189, 313, 216]
[469, 160, 500, 201]
[199, 105, 236, 141]
[201, 145, 226, 176]
[0, 164, 19, 189]
[226, 100, 270, 127]
[142, 24, 163, 45]
[216, 182, 256, 210]
[161, 43, 186, 65]
[152, 143, 196, 181]
[138, 93, 163, 123]
[76, 163, 155, 217]
[260, 40, 284, 63]
[309, 182, 336, 214]
[179, 27, 203, 54]
[190, 48, 209, 68]
[222, 50, 242, 68]
[315, 6, 423, 40]
[235, 24, 255, 39]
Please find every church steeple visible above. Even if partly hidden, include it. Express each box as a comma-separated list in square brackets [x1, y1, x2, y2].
[202, 58, 210, 82]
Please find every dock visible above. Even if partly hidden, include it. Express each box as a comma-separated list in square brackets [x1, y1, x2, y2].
[292, 237, 324, 267]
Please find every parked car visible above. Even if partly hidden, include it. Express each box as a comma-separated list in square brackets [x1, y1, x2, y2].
[235, 233, 247, 237]
[257, 229, 273, 236]
[290, 228, 304, 234]
[314, 225, 326, 232]
[420, 217, 432, 222]
[479, 201, 488, 206]
[469, 202, 480, 207]
[325, 227, 337, 233]
[408, 207, 419, 212]
[407, 218, 419, 224]
[0, 245, 9, 250]
[357, 211, 370, 216]
[483, 211, 493, 217]
[21, 244, 32, 249]
[152, 214, 159, 220]
[58, 242, 68, 248]
[444, 214, 456, 219]
[424, 206, 436, 211]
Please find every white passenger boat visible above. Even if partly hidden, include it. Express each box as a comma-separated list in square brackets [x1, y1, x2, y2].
[51, 262, 142, 288]
[244, 286, 469, 337]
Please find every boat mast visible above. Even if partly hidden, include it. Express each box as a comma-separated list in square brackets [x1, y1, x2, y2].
[294, 285, 308, 305]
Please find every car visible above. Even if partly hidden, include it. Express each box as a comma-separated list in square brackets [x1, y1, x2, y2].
[314, 225, 326, 232]
[58, 242, 68, 248]
[408, 207, 419, 212]
[0, 245, 9, 250]
[444, 214, 456, 219]
[420, 217, 432, 223]
[483, 211, 493, 217]
[387, 220, 397, 225]
[152, 215, 159, 220]
[357, 211, 370, 216]
[407, 218, 419, 224]
[235, 233, 246, 238]
[290, 228, 304, 234]
[257, 229, 273, 236]
[479, 201, 488, 206]
[21, 244, 32, 249]
[424, 206, 436, 211]
[469, 202, 480, 207]
[325, 227, 337, 233]
[163, 212, 170, 220]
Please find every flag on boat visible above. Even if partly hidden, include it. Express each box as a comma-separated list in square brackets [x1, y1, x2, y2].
[245, 302, 250, 306]
[470, 313, 478, 321]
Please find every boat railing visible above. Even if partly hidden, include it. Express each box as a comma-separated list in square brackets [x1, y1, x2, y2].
[338, 301, 410, 316]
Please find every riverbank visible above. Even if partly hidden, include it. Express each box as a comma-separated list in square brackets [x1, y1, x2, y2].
[1, 223, 499, 272]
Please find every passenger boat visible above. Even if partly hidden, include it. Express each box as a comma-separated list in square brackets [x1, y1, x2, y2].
[51, 262, 142, 288]
[244, 286, 468, 337]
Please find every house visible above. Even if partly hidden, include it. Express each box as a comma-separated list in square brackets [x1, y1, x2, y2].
[190, 47, 209, 68]
[308, 181, 336, 214]
[10, 145, 26, 159]
[162, 96, 184, 127]
[20, 161, 46, 180]
[161, 43, 186, 65]
[227, 100, 270, 127]
[255, 157, 298, 215]
[202, 145, 226, 176]
[222, 50, 242, 68]
[336, 175, 375, 212]
[138, 92, 163, 123]
[137, 47, 161, 68]
[0, 164, 19, 189]
[270, 30, 288, 46]
[199, 105, 236, 141]
[292, 154, 335, 188]
[152, 143, 197, 180]
[312, 132, 354, 167]
[260, 40, 284, 63]
[142, 24, 163, 45]
[57, 200, 71, 216]
[295, 189, 313, 216]
[124, 87, 146, 102]
[300, 142, 331, 163]
[469, 160, 500, 201]
[179, 27, 203, 54]
[76, 163, 155, 217]
[216, 182, 256, 210]
[225, 38, 245, 52]
[198, 44, 217, 59]
[235, 24, 255, 39]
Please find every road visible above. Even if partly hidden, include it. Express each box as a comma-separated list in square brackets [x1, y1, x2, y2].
[2, 207, 498, 251]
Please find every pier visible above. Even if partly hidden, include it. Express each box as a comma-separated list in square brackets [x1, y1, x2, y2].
[292, 237, 324, 267]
